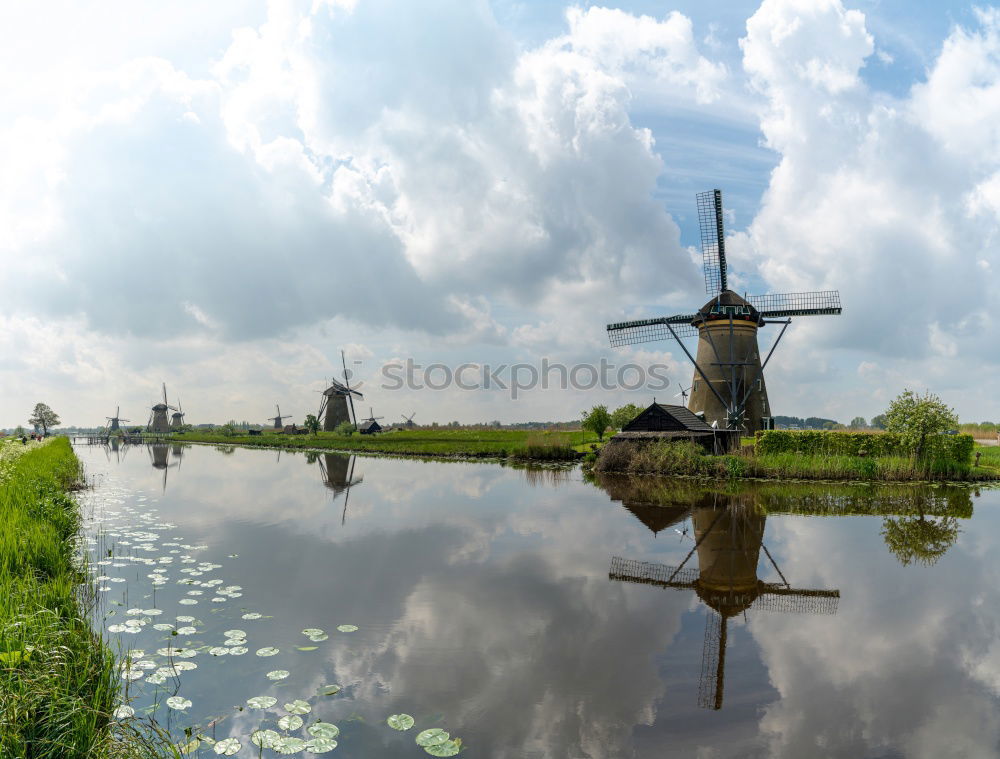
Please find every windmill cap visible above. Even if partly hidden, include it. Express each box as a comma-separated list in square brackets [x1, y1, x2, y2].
[696, 289, 761, 322]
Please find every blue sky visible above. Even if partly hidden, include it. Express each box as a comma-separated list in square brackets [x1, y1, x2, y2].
[1, 0, 999, 427]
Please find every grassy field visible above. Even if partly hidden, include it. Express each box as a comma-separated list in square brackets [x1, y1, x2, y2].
[0, 437, 122, 757]
[158, 427, 606, 459]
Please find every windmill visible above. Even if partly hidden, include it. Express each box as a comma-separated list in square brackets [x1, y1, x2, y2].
[146, 383, 178, 434]
[606, 189, 842, 433]
[609, 496, 839, 710]
[674, 386, 691, 405]
[358, 408, 384, 435]
[267, 404, 292, 430]
[318, 351, 364, 431]
[170, 399, 186, 429]
[105, 406, 130, 433]
[401, 412, 417, 429]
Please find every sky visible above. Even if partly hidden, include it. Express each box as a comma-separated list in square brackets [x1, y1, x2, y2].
[2, 0, 999, 428]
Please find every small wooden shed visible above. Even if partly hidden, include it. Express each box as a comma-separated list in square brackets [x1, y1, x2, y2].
[358, 419, 382, 435]
[616, 403, 740, 454]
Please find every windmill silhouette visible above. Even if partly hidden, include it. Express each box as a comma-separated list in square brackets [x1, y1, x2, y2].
[606, 189, 842, 433]
[170, 399, 186, 429]
[147, 383, 178, 434]
[401, 412, 417, 429]
[609, 495, 839, 710]
[105, 406, 130, 433]
[267, 404, 292, 429]
[318, 352, 364, 431]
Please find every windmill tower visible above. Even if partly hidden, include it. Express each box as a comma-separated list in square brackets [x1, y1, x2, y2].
[105, 406, 130, 433]
[318, 352, 364, 431]
[147, 384, 177, 434]
[170, 399, 185, 429]
[609, 495, 839, 710]
[606, 189, 842, 433]
[267, 404, 292, 429]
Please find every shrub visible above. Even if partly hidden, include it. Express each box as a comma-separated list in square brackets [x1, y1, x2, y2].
[754, 430, 973, 464]
[512, 433, 577, 460]
[334, 421, 355, 436]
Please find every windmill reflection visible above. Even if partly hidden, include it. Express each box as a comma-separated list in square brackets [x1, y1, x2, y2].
[317, 453, 363, 525]
[609, 493, 839, 710]
[147, 443, 182, 492]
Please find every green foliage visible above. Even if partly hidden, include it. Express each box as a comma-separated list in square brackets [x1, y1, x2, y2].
[883, 389, 958, 458]
[755, 429, 974, 465]
[849, 416, 867, 430]
[303, 414, 320, 435]
[512, 432, 577, 460]
[610, 403, 643, 431]
[582, 405, 612, 441]
[870, 414, 887, 430]
[334, 421, 355, 436]
[28, 402, 60, 434]
[217, 422, 238, 437]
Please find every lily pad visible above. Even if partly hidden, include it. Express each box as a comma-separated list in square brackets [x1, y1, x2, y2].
[223, 629, 247, 639]
[305, 737, 338, 753]
[336, 624, 358, 633]
[166, 696, 192, 710]
[228, 646, 248, 655]
[208, 647, 230, 656]
[308, 634, 328, 642]
[267, 669, 290, 681]
[387, 714, 415, 731]
[113, 705, 135, 719]
[251, 729, 280, 749]
[296, 646, 318, 652]
[301, 628, 324, 636]
[274, 736, 307, 754]
[278, 714, 304, 731]
[214, 737, 241, 756]
[176, 626, 197, 635]
[416, 729, 450, 747]
[424, 739, 462, 757]
[308, 722, 340, 740]
[320, 684, 341, 696]
[242, 613, 262, 620]
[177, 616, 196, 623]
[256, 647, 279, 657]
[247, 695, 278, 709]
[285, 699, 311, 715]
[178, 599, 198, 605]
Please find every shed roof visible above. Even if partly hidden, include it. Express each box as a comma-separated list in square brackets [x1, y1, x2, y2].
[623, 403, 715, 433]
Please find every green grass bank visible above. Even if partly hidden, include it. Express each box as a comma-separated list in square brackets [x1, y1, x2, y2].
[0, 438, 121, 758]
[592, 435, 1000, 482]
[150, 427, 604, 460]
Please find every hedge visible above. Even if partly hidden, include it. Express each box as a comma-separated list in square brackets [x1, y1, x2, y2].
[754, 430, 974, 463]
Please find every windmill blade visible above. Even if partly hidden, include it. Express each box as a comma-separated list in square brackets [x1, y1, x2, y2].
[748, 290, 842, 318]
[697, 189, 727, 295]
[698, 611, 726, 710]
[162, 382, 168, 405]
[607, 315, 699, 347]
[608, 556, 699, 588]
[753, 586, 840, 614]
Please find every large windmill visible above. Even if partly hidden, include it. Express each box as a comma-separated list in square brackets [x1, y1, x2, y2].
[606, 189, 842, 433]
[267, 404, 292, 429]
[170, 399, 186, 429]
[105, 406, 130, 433]
[318, 351, 364, 431]
[147, 384, 177, 434]
[609, 496, 839, 710]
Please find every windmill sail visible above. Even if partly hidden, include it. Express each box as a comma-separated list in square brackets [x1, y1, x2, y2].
[606, 315, 699, 347]
[748, 291, 842, 318]
[697, 189, 727, 295]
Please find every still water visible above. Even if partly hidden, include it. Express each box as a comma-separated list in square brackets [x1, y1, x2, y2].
[74, 441, 1000, 758]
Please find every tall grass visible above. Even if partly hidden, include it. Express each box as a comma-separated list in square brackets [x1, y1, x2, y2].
[511, 432, 578, 461]
[0, 438, 125, 758]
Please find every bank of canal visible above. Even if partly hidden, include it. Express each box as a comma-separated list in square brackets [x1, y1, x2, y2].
[74, 441, 1000, 758]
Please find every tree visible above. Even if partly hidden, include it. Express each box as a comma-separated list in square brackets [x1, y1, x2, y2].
[883, 389, 958, 458]
[849, 416, 867, 430]
[870, 414, 887, 430]
[29, 403, 60, 435]
[304, 414, 320, 435]
[881, 512, 959, 567]
[582, 405, 612, 441]
[610, 403, 643, 431]
[334, 421, 354, 436]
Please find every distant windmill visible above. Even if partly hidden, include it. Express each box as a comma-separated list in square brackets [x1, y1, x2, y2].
[267, 404, 292, 430]
[607, 189, 842, 433]
[609, 498, 839, 710]
[170, 399, 186, 429]
[401, 412, 417, 429]
[318, 351, 364, 431]
[674, 387, 691, 405]
[147, 384, 178, 434]
[358, 408, 384, 435]
[105, 406, 130, 433]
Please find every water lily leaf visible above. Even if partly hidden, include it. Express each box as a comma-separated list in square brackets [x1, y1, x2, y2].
[247, 696, 278, 709]
[387, 714, 415, 731]
[178, 599, 198, 605]
[223, 629, 247, 638]
[256, 647, 279, 657]
[336, 624, 358, 633]
[113, 705, 135, 719]
[166, 696, 192, 710]
[214, 737, 241, 755]
[107, 624, 127, 633]
[304, 737, 338, 753]
[424, 739, 462, 757]
[296, 646, 318, 652]
[208, 647, 229, 656]
[153, 623, 175, 631]
[301, 628, 324, 636]
[228, 646, 248, 655]
[416, 729, 450, 747]
[308, 634, 328, 642]
[146, 672, 167, 684]
[250, 729, 280, 748]
[142, 608, 163, 616]
[308, 722, 340, 740]
[285, 699, 311, 715]
[278, 714, 304, 731]
[176, 737, 201, 755]
[274, 736, 307, 754]
[176, 626, 197, 635]
[267, 669, 290, 681]
[177, 616, 196, 623]
[320, 684, 341, 696]
[242, 613, 262, 620]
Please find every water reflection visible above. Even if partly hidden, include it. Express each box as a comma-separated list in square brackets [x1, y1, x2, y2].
[609, 491, 839, 710]
[318, 453, 363, 524]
